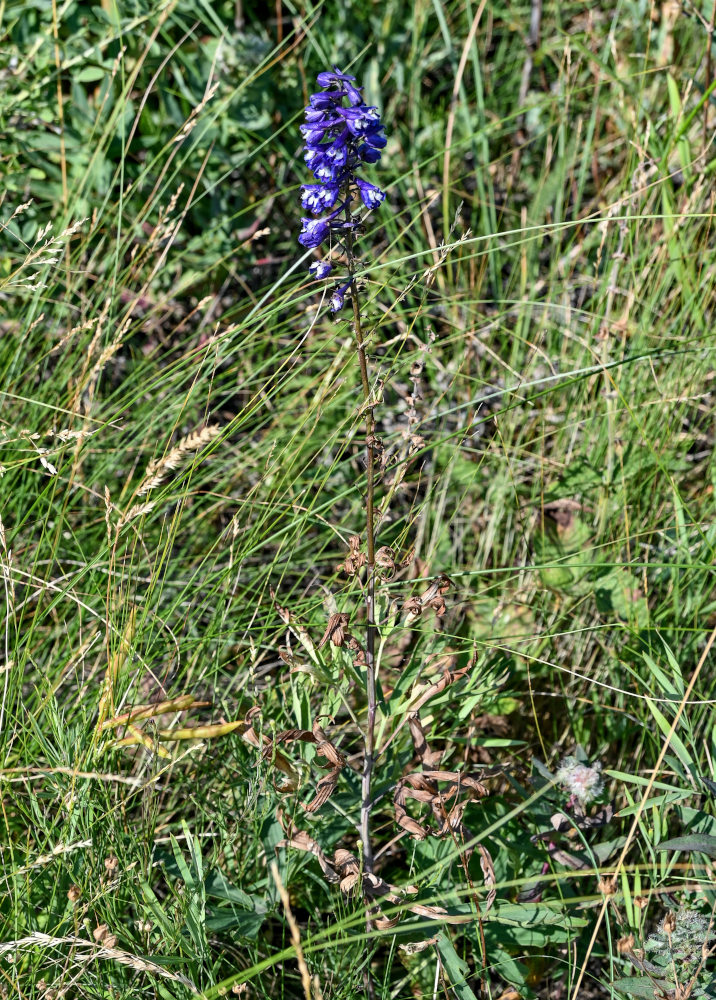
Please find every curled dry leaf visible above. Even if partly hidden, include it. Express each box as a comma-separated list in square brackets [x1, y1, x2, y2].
[408, 714, 444, 768]
[394, 771, 488, 840]
[399, 936, 438, 955]
[318, 613, 350, 649]
[400, 661, 473, 726]
[276, 813, 340, 884]
[347, 636, 366, 666]
[374, 546, 396, 579]
[304, 767, 342, 813]
[278, 814, 461, 930]
[478, 844, 497, 914]
[258, 717, 346, 812]
[403, 573, 453, 620]
[336, 535, 366, 576]
[395, 713, 490, 844]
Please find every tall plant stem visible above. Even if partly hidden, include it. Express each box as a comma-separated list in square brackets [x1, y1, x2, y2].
[345, 228, 376, 875]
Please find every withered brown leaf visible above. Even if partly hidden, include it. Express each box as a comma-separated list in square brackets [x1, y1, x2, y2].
[318, 613, 350, 649]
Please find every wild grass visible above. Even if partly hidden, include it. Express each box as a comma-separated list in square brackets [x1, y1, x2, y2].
[1, 1, 716, 998]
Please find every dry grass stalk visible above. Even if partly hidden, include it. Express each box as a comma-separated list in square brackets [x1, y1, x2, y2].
[50, 316, 98, 355]
[137, 424, 221, 495]
[95, 607, 137, 732]
[0, 932, 198, 992]
[174, 81, 220, 142]
[117, 501, 155, 528]
[270, 862, 313, 1000]
[0, 841, 91, 886]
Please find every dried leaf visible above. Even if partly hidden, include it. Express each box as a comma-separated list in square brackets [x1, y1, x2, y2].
[336, 536, 366, 576]
[318, 613, 350, 649]
[304, 766, 342, 813]
[403, 596, 423, 616]
[394, 780, 430, 839]
[270, 728, 316, 750]
[316, 740, 346, 767]
[339, 873, 360, 893]
[399, 936, 438, 955]
[334, 849, 360, 875]
[403, 573, 452, 619]
[347, 636, 366, 665]
[408, 714, 443, 768]
[375, 546, 396, 579]
[403, 661, 472, 716]
[277, 833, 339, 884]
[478, 844, 497, 913]
[394, 765, 490, 843]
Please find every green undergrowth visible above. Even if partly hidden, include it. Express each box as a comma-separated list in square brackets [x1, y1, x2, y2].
[1, 1, 716, 998]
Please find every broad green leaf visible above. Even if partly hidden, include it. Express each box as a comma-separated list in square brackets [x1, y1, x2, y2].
[659, 835, 716, 858]
[612, 975, 670, 998]
[436, 932, 479, 1000]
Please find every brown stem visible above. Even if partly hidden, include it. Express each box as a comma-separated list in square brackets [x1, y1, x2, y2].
[345, 221, 376, 875]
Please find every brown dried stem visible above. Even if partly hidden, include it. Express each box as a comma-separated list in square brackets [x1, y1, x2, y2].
[340, 193, 379, 886]
[345, 225, 377, 876]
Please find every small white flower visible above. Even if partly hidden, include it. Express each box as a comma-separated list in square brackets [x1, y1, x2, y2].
[556, 755, 603, 805]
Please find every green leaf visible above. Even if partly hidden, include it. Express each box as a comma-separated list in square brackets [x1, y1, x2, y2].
[205, 909, 265, 937]
[489, 902, 587, 928]
[644, 697, 693, 770]
[74, 66, 110, 83]
[204, 871, 256, 908]
[436, 932, 479, 1000]
[612, 975, 670, 998]
[659, 835, 716, 857]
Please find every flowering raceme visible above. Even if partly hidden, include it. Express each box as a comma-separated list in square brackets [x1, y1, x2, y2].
[298, 67, 386, 313]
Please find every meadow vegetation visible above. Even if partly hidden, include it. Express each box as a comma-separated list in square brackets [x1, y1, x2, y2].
[1, 1, 716, 998]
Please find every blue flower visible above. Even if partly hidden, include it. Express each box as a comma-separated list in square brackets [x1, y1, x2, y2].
[301, 183, 339, 214]
[355, 178, 385, 209]
[299, 66, 386, 307]
[298, 216, 331, 248]
[309, 260, 333, 279]
[330, 282, 351, 313]
[316, 68, 356, 87]
[313, 159, 341, 183]
[340, 106, 381, 133]
[361, 126, 386, 149]
[344, 83, 364, 106]
[358, 144, 381, 164]
[304, 107, 328, 123]
[304, 147, 327, 170]
[326, 138, 349, 166]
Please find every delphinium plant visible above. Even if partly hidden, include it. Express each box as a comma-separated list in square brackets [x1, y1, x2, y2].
[239, 63, 499, 960]
[297, 67, 387, 872]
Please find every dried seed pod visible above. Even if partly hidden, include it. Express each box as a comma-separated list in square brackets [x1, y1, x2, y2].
[318, 612, 350, 649]
[347, 636, 367, 666]
[336, 535, 366, 576]
[374, 546, 396, 579]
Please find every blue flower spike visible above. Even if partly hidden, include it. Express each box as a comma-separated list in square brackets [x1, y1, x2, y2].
[299, 65, 386, 301]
